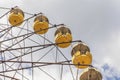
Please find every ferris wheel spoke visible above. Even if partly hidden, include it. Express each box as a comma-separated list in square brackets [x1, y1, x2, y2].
[14, 21, 29, 37]
[38, 67, 56, 80]
[0, 10, 10, 19]
[53, 47, 75, 80]
[0, 7, 10, 10]
[0, 24, 58, 50]
[1, 63, 29, 80]
[36, 46, 55, 62]
[6, 45, 51, 61]
[0, 27, 12, 39]
[4, 33, 34, 51]
[0, 74, 19, 80]
[60, 64, 63, 80]
[12, 62, 22, 79]
[68, 64, 76, 80]
[0, 60, 71, 73]
[27, 37, 41, 45]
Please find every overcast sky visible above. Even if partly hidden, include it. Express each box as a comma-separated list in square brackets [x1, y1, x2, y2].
[0, 0, 120, 80]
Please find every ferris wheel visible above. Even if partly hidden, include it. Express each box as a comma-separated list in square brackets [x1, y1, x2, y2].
[0, 6, 102, 80]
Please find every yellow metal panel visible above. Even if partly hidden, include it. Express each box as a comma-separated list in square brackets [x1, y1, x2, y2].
[55, 33, 72, 48]
[9, 13, 24, 26]
[80, 68, 102, 80]
[72, 51, 92, 69]
[33, 21, 49, 34]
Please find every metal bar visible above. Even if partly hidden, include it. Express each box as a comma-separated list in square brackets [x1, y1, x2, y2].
[0, 11, 10, 19]
[37, 46, 55, 62]
[0, 7, 10, 10]
[60, 65, 63, 80]
[0, 74, 19, 80]
[38, 67, 56, 80]
[76, 69, 79, 80]
[0, 60, 72, 73]
[0, 40, 81, 52]
[3, 63, 29, 80]
[0, 60, 92, 66]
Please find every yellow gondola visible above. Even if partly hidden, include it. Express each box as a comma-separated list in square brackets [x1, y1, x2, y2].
[54, 25, 72, 48]
[71, 43, 92, 69]
[33, 15, 49, 34]
[80, 68, 102, 80]
[8, 7, 24, 26]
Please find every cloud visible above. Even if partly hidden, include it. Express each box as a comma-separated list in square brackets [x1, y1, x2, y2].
[102, 63, 120, 80]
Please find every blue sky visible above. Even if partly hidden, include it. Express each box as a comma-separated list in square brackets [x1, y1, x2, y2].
[0, 0, 120, 80]
[102, 64, 120, 80]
